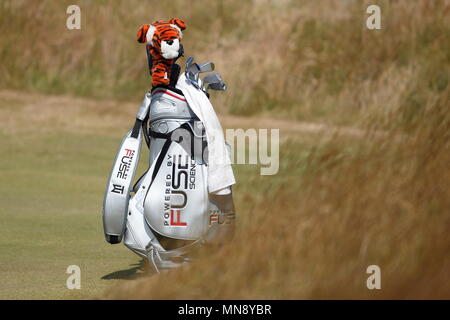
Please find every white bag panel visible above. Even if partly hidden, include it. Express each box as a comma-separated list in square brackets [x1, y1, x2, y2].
[103, 130, 142, 241]
[144, 142, 209, 240]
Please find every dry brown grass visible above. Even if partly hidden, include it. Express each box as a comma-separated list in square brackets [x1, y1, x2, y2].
[1, 0, 448, 124]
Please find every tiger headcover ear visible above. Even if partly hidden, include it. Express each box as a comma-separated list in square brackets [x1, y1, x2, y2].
[137, 24, 149, 43]
[169, 18, 186, 31]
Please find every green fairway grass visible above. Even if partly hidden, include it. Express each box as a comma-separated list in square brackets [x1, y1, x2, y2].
[0, 129, 147, 299]
[0, 90, 162, 298]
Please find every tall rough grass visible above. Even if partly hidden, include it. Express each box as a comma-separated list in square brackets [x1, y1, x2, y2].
[0, 0, 448, 124]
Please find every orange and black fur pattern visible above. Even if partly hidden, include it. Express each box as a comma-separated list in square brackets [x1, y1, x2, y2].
[137, 18, 186, 87]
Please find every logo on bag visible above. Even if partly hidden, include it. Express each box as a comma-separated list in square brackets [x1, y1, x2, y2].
[170, 209, 187, 226]
[209, 210, 235, 225]
[117, 148, 135, 179]
[111, 184, 124, 194]
[163, 154, 191, 227]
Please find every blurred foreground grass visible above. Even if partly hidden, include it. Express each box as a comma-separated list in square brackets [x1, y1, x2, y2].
[107, 88, 449, 299]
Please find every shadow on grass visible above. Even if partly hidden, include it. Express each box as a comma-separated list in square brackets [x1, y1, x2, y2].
[101, 258, 153, 280]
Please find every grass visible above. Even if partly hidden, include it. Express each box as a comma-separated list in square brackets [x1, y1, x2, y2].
[0, 1, 448, 124]
[0, 0, 449, 300]
[0, 128, 144, 299]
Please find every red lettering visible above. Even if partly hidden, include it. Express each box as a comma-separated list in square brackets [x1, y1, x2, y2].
[124, 148, 134, 157]
[170, 210, 187, 226]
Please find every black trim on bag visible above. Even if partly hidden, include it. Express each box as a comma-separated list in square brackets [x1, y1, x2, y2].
[142, 122, 195, 205]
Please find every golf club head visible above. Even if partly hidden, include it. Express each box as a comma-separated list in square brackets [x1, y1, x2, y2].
[185, 57, 201, 88]
[187, 63, 200, 74]
[208, 82, 227, 91]
[203, 72, 223, 85]
[197, 62, 215, 74]
[186, 57, 198, 79]
[191, 62, 215, 81]
[185, 56, 194, 72]
[187, 63, 200, 79]
[185, 57, 224, 92]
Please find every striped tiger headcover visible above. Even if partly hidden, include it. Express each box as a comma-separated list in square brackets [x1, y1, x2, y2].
[137, 18, 186, 87]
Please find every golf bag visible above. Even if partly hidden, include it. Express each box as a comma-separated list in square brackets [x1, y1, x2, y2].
[103, 59, 235, 272]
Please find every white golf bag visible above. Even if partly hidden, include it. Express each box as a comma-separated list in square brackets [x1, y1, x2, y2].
[103, 59, 235, 272]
